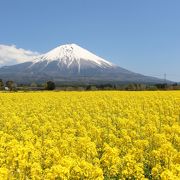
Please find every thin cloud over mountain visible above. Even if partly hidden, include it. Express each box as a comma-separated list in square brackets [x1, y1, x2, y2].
[0, 44, 39, 66]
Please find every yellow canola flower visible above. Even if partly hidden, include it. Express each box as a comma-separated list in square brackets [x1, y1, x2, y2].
[0, 91, 179, 179]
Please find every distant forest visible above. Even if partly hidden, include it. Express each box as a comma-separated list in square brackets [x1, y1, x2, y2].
[0, 79, 180, 91]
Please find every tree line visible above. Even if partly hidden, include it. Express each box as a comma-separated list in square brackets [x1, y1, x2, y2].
[0, 79, 180, 91]
[0, 79, 55, 91]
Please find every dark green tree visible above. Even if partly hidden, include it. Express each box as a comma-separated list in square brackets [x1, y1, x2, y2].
[6, 80, 16, 91]
[45, 81, 56, 90]
[0, 79, 4, 90]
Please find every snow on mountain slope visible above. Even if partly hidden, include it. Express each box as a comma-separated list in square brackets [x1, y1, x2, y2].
[30, 44, 114, 72]
[0, 43, 167, 84]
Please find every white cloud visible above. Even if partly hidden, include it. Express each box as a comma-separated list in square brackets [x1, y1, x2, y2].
[0, 44, 40, 66]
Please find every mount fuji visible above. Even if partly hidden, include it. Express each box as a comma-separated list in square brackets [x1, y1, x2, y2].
[0, 44, 165, 84]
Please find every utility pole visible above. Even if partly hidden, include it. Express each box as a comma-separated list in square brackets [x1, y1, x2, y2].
[164, 73, 167, 84]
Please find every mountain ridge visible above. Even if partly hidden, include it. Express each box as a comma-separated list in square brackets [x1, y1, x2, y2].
[0, 43, 169, 84]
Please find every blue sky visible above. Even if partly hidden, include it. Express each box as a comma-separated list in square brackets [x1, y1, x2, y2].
[0, 0, 180, 81]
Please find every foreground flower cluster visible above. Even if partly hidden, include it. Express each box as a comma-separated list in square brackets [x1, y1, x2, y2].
[0, 91, 180, 179]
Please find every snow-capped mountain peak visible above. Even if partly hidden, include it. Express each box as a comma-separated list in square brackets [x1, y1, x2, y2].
[0, 43, 167, 84]
[32, 44, 114, 70]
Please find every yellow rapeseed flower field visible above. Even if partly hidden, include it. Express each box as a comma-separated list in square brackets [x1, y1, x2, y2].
[0, 91, 180, 179]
